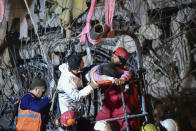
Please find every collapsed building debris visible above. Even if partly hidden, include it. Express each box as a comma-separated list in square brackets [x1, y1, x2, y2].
[0, 0, 196, 130]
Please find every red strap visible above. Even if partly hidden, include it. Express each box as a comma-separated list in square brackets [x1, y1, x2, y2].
[80, 0, 97, 44]
[80, 0, 115, 44]
[105, 0, 115, 38]
[0, 0, 5, 24]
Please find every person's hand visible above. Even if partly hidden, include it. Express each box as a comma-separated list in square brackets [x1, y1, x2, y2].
[114, 78, 126, 85]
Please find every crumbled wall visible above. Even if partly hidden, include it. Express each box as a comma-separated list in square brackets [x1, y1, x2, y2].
[0, 0, 196, 130]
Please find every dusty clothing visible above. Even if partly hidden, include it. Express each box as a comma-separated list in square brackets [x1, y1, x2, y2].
[96, 83, 140, 131]
[92, 65, 140, 131]
[16, 92, 49, 131]
[19, 92, 50, 112]
[57, 63, 93, 114]
[17, 107, 42, 131]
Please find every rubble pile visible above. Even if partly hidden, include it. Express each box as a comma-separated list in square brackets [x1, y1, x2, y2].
[0, 0, 196, 130]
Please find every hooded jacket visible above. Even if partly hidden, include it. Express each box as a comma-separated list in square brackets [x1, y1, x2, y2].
[57, 63, 94, 114]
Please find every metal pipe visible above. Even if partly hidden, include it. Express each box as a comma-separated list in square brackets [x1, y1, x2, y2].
[94, 49, 111, 59]
[134, 37, 148, 121]
[93, 113, 148, 123]
[120, 87, 129, 131]
[140, 71, 148, 121]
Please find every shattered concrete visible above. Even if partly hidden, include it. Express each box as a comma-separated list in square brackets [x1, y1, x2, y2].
[0, 0, 196, 130]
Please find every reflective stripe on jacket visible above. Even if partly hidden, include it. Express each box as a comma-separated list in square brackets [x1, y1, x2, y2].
[16, 93, 42, 131]
[16, 107, 42, 131]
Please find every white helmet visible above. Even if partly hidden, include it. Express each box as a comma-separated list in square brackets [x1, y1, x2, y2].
[160, 119, 179, 131]
[94, 121, 112, 131]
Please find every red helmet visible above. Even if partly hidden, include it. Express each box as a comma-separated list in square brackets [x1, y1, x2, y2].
[114, 47, 129, 60]
[61, 111, 77, 127]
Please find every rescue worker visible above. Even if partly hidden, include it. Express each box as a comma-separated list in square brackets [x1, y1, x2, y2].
[16, 77, 50, 131]
[57, 54, 97, 128]
[92, 47, 140, 131]
[110, 47, 132, 84]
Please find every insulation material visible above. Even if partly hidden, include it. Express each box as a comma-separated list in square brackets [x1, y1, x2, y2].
[19, 17, 28, 39]
[83, 55, 92, 67]
[13, 82, 20, 94]
[124, 0, 149, 25]
[19, 48, 36, 59]
[86, 46, 93, 65]
[0, 18, 6, 46]
[170, 19, 181, 35]
[4, 88, 13, 98]
[74, 44, 83, 53]
[97, 37, 118, 51]
[0, 0, 5, 24]
[39, 0, 46, 20]
[115, 35, 136, 53]
[176, 7, 195, 24]
[51, 53, 60, 66]
[39, 43, 49, 62]
[1, 48, 11, 68]
[146, 0, 193, 9]
[0, 69, 4, 88]
[152, 40, 164, 56]
[146, 0, 157, 9]
[4, 79, 13, 98]
[10, 76, 20, 94]
[29, 0, 40, 33]
[4, 0, 26, 22]
[53, 44, 66, 52]
[3, 0, 40, 35]
[91, 5, 105, 21]
[52, 0, 88, 25]
[172, 33, 191, 79]
[143, 56, 173, 98]
[138, 24, 162, 40]
[46, 13, 60, 27]
[4, 79, 12, 90]
[170, 20, 190, 80]
[35, 0, 46, 27]
[77, 5, 108, 23]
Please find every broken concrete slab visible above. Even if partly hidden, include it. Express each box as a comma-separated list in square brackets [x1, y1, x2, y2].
[138, 24, 162, 40]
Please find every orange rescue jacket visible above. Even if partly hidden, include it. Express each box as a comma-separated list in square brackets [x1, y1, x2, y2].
[16, 94, 42, 131]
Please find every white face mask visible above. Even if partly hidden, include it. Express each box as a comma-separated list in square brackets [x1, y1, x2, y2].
[72, 69, 83, 76]
[77, 70, 83, 73]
